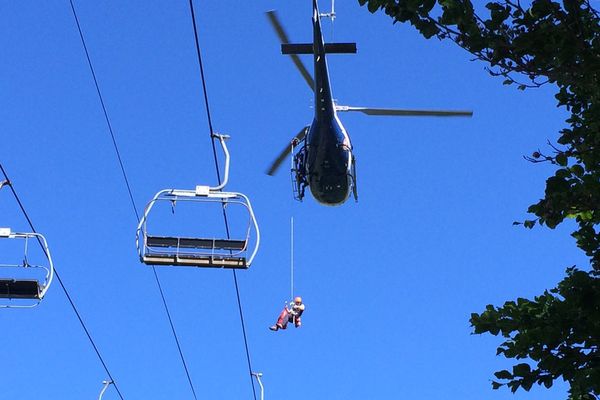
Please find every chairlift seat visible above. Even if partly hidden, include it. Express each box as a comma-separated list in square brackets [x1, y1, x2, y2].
[146, 235, 247, 251]
[144, 235, 248, 269]
[0, 279, 40, 299]
[142, 253, 247, 269]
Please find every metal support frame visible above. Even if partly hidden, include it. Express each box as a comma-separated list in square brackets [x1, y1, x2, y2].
[98, 380, 113, 400]
[0, 229, 54, 308]
[319, 0, 336, 21]
[210, 133, 230, 191]
[252, 372, 265, 400]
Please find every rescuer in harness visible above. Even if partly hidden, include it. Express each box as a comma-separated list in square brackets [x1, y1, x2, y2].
[269, 296, 305, 331]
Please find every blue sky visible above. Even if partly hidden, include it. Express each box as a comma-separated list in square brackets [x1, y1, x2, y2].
[0, 1, 585, 399]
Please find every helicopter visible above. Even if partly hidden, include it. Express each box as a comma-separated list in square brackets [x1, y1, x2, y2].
[266, 0, 473, 206]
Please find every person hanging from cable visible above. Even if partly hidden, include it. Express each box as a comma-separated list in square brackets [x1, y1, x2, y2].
[269, 296, 305, 331]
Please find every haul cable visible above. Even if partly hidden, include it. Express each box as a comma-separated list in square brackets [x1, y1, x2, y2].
[0, 163, 126, 400]
[68, 1, 198, 398]
[187, 1, 257, 399]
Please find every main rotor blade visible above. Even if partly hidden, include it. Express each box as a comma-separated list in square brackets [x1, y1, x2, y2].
[266, 10, 315, 91]
[337, 106, 473, 117]
[266, 126, 309, 176]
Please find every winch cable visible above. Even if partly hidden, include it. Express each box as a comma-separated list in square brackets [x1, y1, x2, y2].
[290, 146, 296, 302]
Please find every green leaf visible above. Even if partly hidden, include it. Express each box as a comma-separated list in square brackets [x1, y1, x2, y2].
[494, 370, 513, 380]
[416, 20, 439, 38]
[521, 378, 534, 391]
[358, 1, 600, 396]
[556, 153, 568, 166]
[570, 164, 584, 177]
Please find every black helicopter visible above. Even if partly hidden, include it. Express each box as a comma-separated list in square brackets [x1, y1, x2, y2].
[266, 0, 473, 206]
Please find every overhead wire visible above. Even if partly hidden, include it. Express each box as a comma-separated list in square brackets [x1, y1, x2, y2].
[186, 1, 257, 399]
[67, 1, 199, 399]
[0, 164, 126, 400]
[67, 0, 139, 222]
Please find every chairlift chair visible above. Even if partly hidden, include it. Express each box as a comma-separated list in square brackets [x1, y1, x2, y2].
[0, 228, 54, 308]
[136, 134, 260, 269]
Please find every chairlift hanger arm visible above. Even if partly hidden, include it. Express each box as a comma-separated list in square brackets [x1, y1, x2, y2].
[98, 380, 113, 400]
[210, 133, 231, 191]
[251, 372, 265, 400]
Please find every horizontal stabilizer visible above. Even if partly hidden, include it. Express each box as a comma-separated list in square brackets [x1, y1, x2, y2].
[282, 43, 357, 55]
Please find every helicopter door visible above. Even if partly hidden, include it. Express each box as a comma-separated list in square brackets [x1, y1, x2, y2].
[0, 228, 54, 308]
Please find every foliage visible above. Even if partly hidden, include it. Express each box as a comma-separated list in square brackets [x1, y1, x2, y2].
[357, 0, 600, 398]
[471, 268, 600, 397]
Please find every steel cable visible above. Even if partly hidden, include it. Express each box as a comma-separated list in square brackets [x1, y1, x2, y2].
[0, 163, 126, 400]
[186, 1, 258, 399]
[68, 1, 198, 398]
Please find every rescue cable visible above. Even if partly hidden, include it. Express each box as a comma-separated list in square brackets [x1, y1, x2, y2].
[289, 142, 296, 302]
[290, 216, 294, 301]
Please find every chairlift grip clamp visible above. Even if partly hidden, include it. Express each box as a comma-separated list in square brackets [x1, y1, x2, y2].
[98, 380, 114, 400]
[251, 372, 265, 400]
[211, 132, 230, 140]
